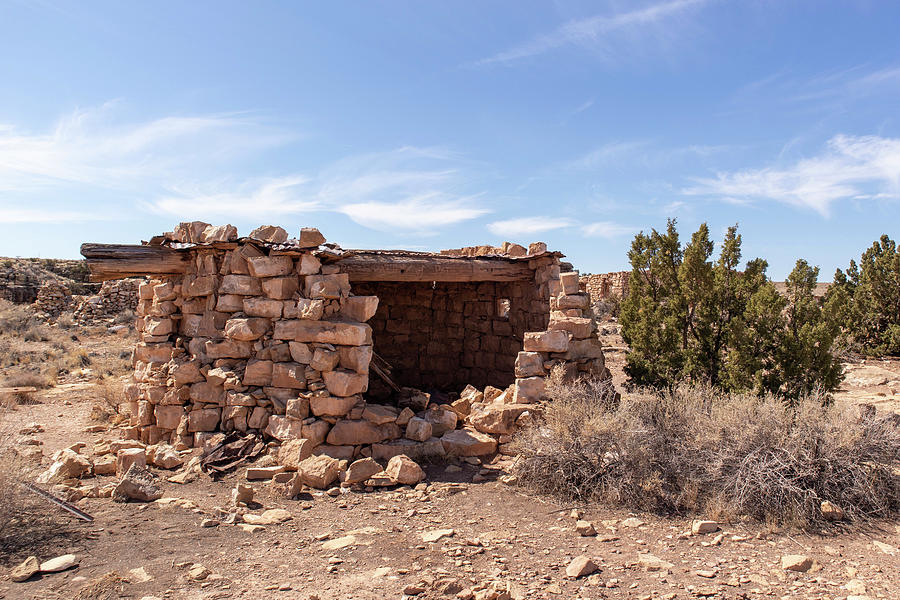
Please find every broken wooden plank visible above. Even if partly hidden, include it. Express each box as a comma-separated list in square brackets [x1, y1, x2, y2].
[20, 482, 95, 522]
[370, 361, 401, 393]
[0, 386, 38, 394]
[80, 243, 190, 281]
[338, 253, 533, 282]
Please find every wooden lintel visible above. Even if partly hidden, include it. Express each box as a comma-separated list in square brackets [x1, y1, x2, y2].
[80, 243, 190, 282]
[338, 254, 533, 282]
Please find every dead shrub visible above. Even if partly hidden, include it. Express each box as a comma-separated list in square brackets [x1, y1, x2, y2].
[513, 368, 900, 528]
[91, 376, 125, 423]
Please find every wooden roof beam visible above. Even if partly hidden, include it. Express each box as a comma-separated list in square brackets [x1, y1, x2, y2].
[80, 244, 189, 282]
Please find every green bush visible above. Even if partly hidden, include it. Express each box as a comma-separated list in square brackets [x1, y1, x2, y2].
[827, 234, 900, 357]
[620, 220, 842, 401]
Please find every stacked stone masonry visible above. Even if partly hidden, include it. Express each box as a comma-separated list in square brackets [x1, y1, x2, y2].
[579, 271, 630, 303]
[110, 222, 610, 466]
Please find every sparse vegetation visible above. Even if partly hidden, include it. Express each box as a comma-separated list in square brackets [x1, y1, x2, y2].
[620, 220, 842, 401]
[827, 234, 900, 357]
[0, 418, 79, 561]
[514, 369, 900, 529]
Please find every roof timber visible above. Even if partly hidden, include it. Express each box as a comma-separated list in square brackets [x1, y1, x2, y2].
[80, 244, 535, 283]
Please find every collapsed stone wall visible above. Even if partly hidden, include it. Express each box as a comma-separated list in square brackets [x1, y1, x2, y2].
[580, 271, 630, 303]
[32, 281, 72, 317]
[117, 222, 610, 468]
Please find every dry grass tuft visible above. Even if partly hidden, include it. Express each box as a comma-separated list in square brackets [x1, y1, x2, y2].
[72, 571, 127, 600]
[513, 367, 900, 529]
[91, 376, 125, 423]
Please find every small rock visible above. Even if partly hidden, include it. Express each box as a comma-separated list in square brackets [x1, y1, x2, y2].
[781, 554, 813, 572]
[200, 518, 220, 528]
[691, 520, 719, 535]
[422, 528, 455, 543]
[10, 556, 40, 582]
[243, 508, 292, 525]
[565, 555, 598, 578]
[322, 535, 357, 550]
[575, 520, 596, 536]
[620, 517, 645, 528]
[638, 553, 674, 572]
[113, 464, 163, 502]
[188, 564, 210, 581]
[569, 508, 583, 519]
[232, 483, 254, 506]
[39, 554, 79, 573]
[385, 454, 425, 485]
[821, 500, 844, 521]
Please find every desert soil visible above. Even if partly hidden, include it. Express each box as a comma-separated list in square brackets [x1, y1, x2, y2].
[1, 327, 899, 600]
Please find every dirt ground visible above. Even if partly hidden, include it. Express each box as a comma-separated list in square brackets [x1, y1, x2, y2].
[1, 328, 899, 600]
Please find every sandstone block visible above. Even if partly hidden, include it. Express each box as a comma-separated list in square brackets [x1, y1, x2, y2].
[294, 298, 324, 320]
[372, 438, 445, 461]
[248, 225, 288, 243]
[188, 408, 221, 432]
[264, 415, 304, 440]
[339, 345, 372, 374]
[340, 296, 379, 322]
[302, 419, 330, 447]
[215, 294, 244, 312]
[189, 381, 224, 404]
[286, 396, 310, 420]
[310, 395, 359, 417]
[243, 359, 273, 386]
[515, 351, 545, 378]
[424, 406, 457, 436]
[549, 316, 594, 340]
[36, 449, 92, 483]
[405, 417, 433, 442]
[199, 224, 238, 243]
[559, 271, 580, 295]
[467, 403, 530, 435]
[220, 275, 261, 295]
[247, 406, 270, 430]
[113, 464, 163, 502]
[262, 276, 299, 300]
[781, 555, 813, 572]
[224, 317, 270, 341]
[171, 220, 210, 243]
[155, 405, 184, 430]
[323, 369, 368, 397]
[204, 339, 252, 359]
[274, 320, 372, 345]
[304, 274, 350, 299]
[298, 227, 325, 248]
[385, 454, 425, 485]
[513, 377, 545, 404]
[440, 429, 497, 456]
[243, 297, 283, 318]
[246, 465, 285, 480]
[278, 438, 314, 470]
[271, 362, 307, 389]
[247, 255, 293, 278]
[523, 330, 569, 353]
[296, 253, 321, 275]
[326, 420, 400, 446]
[362, 404, 398, 425]
[10, 556, 39, 582]
[342, 457, 383, 485]
[288, 341, 313, 363]
[313, 444, 355, 460]
[556, 293, 591, 310]
[182, 275, 217, 298]
[310, 347, 339, 371]
[297, 454, 340, 489]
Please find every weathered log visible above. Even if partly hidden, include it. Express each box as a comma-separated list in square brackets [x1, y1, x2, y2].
[80, 244, 189, 281]
[338, 254, 533, 282]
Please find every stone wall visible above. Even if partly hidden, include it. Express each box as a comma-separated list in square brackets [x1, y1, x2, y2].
[116, 222, 611, 468]
[72, 279, 141, 322]
[354, 277, 548, 393]
[580, 271, 630, 303]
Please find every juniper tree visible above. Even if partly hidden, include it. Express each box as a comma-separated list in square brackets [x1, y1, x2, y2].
[620, 220, 842, 401]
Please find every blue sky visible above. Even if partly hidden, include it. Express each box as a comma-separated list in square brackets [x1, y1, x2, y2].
[1, 1, 898, 278]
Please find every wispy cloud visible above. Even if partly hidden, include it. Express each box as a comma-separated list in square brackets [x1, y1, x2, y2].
[1, 104, 489, 233]
[487, 216, 574, 238]
[476, 0, 709, 66]
[563, 140, 731, 171]
[0, 103, 290, 193]
[581, 221, 638, 238]
[683, 134, 900, 216]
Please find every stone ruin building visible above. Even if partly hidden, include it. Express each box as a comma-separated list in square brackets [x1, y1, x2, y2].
[579, 271, 630, 304]
[81, 222, 610, 469]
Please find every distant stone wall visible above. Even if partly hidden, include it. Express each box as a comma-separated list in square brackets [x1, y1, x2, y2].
[72, 279, 141, 322]
[580, 271, 630, 303]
